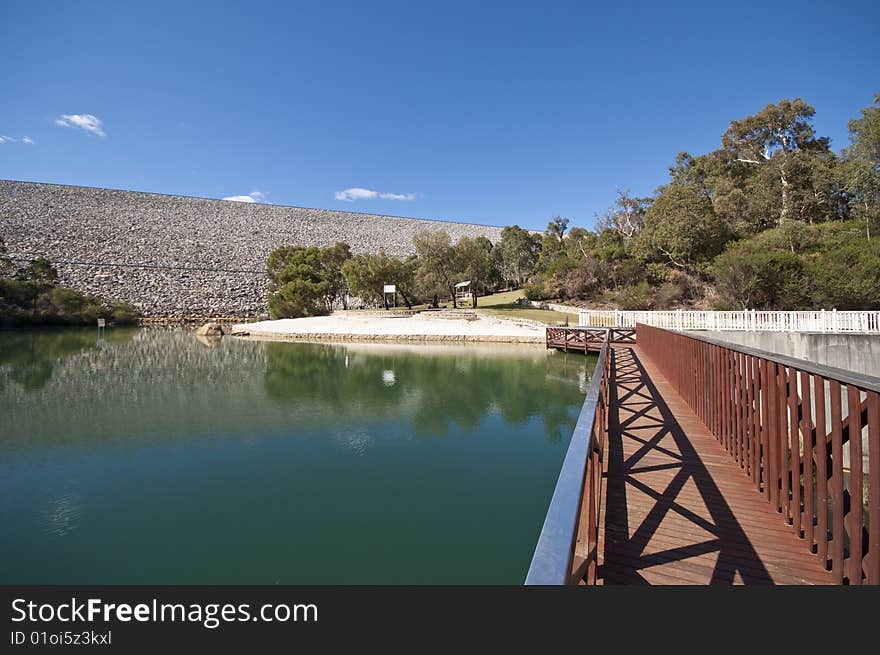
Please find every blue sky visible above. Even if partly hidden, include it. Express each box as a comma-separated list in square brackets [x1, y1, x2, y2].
[1, 0, 878, 230]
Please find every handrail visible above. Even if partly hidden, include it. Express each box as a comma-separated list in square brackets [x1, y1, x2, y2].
[545, 326, 635, 352]
[526, 335, 610, 585]
[669, 328, 880, 394]
[637, 323, 880, 585]
[579, 309, 880, 334]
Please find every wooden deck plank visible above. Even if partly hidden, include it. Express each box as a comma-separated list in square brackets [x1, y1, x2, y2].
[597, 346, 835, 586]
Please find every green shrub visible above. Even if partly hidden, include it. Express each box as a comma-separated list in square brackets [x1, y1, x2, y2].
[807, 238, 880, 309]
[524, 280, 549, 301]
[268, 279, 330, 318]
[655, 282, 684, 309]
[614, 282, 654, 310]
[711, 248, 810, 310]
[0, 253, 142, 326]
[108, 301, 141, 324]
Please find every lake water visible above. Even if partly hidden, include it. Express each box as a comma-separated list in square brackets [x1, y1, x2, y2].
[0, 328, 593, 584]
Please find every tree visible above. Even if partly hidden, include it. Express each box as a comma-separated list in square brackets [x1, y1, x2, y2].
[842, 93, 880, 238]
[537, 232, 565, 270]
[18, 257, 59, 289]
[635, 184, 731, 272]
[16, 257, 60, 319]
[342, 251, 418, 309]
[268, 278, 325, 319]
[319, 242, 353, 310]
[0, 252, 139, 326]
[545, 255, 610, 302]
[498, 225, 540, 287]
[563, 227, 596, 260]
[667, 148, 780, 236]
[474, 235, 502, 291]
[455, 236, 492, 308]
[546, 215, 570, 241]
[266, 243, 351, 318]
[389, 255, 419, 308]
[721, 98, 830, 225]
[841, 157, 880, 238]
[413, 230, 459, 308]
[847, 92, 880, 164]
[595, 190, 650, 240]
[341, 255, 381, 307]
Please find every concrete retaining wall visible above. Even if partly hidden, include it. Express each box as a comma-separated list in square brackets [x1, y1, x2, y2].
[692, 330, 880, 379]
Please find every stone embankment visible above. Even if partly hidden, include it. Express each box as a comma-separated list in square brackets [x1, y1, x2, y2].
[0, 180, 504, 318]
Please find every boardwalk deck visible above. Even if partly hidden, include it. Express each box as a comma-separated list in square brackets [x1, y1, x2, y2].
[597, 346, 834, 585]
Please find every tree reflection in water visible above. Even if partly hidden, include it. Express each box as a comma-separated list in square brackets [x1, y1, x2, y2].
[0, 328, 136, 391]
[263, 342, 593, 443]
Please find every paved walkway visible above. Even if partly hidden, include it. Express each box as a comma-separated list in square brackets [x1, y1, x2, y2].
[598, 347, 834, 585]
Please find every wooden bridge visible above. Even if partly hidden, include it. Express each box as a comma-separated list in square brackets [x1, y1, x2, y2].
[528, 325, 879, 585]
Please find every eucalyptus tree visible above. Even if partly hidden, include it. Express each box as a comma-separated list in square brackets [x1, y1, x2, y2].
[342, 251, 418, 308]
[413, 229, 459, 308]
[546, 215, 570, 241]
[455, 236, 493, 307]
[635, 184, 731, 273]
[497, 225, 540, 288]
[721, 98, 831, 226]
[842, 93, 880, 237]
[595, 190, 650, 240]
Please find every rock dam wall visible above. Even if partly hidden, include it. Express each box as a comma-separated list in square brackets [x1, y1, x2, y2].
[0, 180, 504, 317]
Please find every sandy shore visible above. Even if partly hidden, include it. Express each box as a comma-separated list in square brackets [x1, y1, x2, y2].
[230, 312, 546, 343]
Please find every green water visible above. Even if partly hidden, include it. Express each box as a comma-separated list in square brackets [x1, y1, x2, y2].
[0, 328, 593, 584]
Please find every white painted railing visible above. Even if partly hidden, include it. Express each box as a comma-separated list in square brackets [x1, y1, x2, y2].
[577, 309, 880, 333]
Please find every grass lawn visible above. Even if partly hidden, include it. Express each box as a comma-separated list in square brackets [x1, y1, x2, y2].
[477, 289, 579, 326]
[367, 289, 578, 325]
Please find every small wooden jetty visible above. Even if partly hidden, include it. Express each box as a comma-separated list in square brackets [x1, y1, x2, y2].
[545, 327, 635, 353]
[529, 324, 879, 586]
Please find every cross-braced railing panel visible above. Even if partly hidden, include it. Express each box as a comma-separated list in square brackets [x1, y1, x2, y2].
[637, 323, 880, 585]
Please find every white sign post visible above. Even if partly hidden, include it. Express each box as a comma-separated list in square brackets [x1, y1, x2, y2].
[97, 318, 106, 328]
[382, 284, 396, 310]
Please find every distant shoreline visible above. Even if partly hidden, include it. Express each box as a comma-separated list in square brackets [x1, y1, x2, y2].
[229, 313, 548, 344]
[231, 331, 545, 344]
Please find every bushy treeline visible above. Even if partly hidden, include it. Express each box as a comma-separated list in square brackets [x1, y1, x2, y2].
[525, 94, 880, 310]
[0, 238, 141, 326]
[265, 232, 508, 318]
[267, 94, 880, 317]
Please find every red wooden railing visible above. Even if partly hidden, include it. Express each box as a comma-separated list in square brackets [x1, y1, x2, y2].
[545, 327, 635, 353]
[637, 323, 879, 584]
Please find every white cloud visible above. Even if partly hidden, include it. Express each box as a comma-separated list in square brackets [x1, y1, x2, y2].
[0, 135, 36, 145]
[378, 191, 417, 201]
[55, 114, 106, 136]
[222, 191, 266, 203]
[335, 187, 416, 202]
[335, 188, 378, 201]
